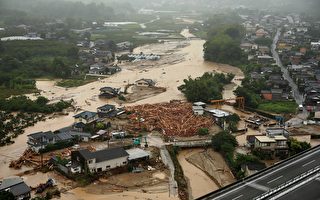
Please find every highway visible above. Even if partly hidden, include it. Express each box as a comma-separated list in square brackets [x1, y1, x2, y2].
[276, 176, 320, 200]
[198, 145, 320, 200]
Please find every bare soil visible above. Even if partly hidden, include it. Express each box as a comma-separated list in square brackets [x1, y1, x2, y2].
[186, 149, 235, 188]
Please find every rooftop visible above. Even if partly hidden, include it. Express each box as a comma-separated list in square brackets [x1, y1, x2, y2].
[0, 176, 31, 197]
[274, 135, 287, 141]
[73, 111, 97, 119]
[126, 148, 150, 161]
[97, 104, 115, 111]
[255, 136, 276, 143]
[206, 109, 230, 118]
[78, 147, 129, 163]
[27, 131, 54, 140]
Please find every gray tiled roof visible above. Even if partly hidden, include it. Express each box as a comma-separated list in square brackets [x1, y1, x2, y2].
[78, 147, 129, 163]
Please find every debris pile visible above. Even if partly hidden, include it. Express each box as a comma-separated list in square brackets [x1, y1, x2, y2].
[9, 149, 50, 169]
[125, 101, 213, 137]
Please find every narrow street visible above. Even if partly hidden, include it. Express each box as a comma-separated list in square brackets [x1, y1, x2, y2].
[148, 133, 178, 197]
[271, 29, 309, 125]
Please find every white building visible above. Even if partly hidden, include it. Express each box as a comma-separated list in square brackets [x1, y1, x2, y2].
[71, 147, 129, 173]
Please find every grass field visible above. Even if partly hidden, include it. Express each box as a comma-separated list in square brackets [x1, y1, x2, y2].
[258, 101, 298, 114]
[56, 76, 98, 88]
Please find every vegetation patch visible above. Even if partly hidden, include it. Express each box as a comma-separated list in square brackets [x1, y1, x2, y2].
[257, 101, 297, 114]
[0, 96, 71, 113]
[178, 72, 234, 103]
[56, 76, 98, 88]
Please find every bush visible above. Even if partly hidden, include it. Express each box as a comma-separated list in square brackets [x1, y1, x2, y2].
[288, 138, 311, 156]
[212, 131, 238, 154]
[198, 128, 209, 136]
[118, 95, 126, 101]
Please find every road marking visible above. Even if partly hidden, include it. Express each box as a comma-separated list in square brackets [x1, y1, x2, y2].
[267, 175, 283, 184]
[302, 160, 315, 167]
[231, 195, 243, 200]
[214, 146, 320, 199]
[247, 183, 269, 191]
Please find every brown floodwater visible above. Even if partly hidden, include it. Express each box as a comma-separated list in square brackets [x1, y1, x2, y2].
[177, 149, 219, 199]
[0, 30, 244, 197]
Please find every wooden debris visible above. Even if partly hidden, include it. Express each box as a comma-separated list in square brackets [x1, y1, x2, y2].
[125, 101, 213, 137]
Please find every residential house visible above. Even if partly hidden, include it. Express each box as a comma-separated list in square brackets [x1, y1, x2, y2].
[205, 109, 230, 129]
[71, 147, 129, 173]
[0, 176, 31, 200]
[254, 135, 288, 157]
[68, 131, 92, 142]
[27, 131, 56, 152]
[261, 89, 288, 101]
[240, 42, 253, 52]
[258, 46, 270, 55]
[106, 65, 121, 75]
[257, 55, 274, 64]
[266, 128, 290, 138]
[256, 29, 268, 38]
[99, 87, 121, 98]
[135, 79, 156, 87]
[73, 111, 98, 125]
[27, 131, 73, 152]
[89, 63, 106, 75]
[97, 104, 116, 117]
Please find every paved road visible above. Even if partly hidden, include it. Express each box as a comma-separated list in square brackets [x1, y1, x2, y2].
[271, 29, 309, 125]
[198, 145, 320, 200]
[147, 133, 178, 197]
[276, 174, 320, 200]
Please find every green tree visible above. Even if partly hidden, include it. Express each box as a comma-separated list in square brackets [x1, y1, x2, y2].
[212, 131, 238, 154]
[234, 86, 261, 108]
[178, 72, 233, 103]
[288, 138, 311, 156]
[36, 96, 49, 106]
[96, 122, 105, 130]
[52, 58, 71, 78]
[67, 47, 79, 59]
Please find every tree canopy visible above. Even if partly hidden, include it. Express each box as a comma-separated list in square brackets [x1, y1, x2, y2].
[203, 23, 247, 66]
[178, 72, 234, 103]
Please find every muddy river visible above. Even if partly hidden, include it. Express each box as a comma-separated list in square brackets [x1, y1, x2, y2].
[177, 149, 219, 199]
[0, 29, 244, 198]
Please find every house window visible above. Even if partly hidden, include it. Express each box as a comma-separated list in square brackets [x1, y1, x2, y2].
[106, 165, 110, 169]
[88, 160, 93, 164]
[123, 161, 127, 165]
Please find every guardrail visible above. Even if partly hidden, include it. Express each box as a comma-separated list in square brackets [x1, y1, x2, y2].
[197, 145, 320, 200]
[254, 165, 320, 200]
